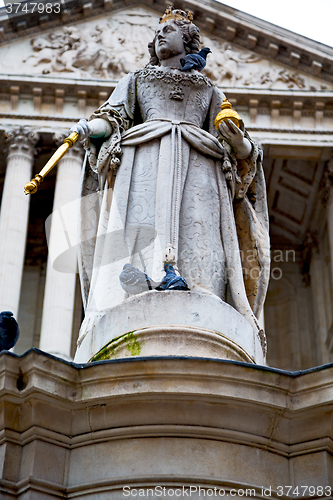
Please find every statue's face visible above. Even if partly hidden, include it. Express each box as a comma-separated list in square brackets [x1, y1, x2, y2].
[154, 21, 185, 61]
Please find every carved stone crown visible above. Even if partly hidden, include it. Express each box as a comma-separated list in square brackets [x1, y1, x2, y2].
[159, 5, 194, 24]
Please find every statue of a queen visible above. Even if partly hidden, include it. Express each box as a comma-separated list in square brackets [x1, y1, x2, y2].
[72, 6, 270, 362]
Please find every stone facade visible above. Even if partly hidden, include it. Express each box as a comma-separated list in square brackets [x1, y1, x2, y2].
[1, 349, 333, 498]
[0, 1, 333, 496]
[0, 1, 332, 368]
[0, 0, 332, 368]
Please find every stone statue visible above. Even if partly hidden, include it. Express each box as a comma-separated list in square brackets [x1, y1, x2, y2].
[72, 7, 270, 361]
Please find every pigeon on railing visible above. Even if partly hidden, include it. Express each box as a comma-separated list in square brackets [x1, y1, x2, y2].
[180, 47, 212, 72]
[0, 311, 20, 351]
[156, 264, 189, 291]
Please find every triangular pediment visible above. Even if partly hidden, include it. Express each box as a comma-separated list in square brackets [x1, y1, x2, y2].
[0, 4, 332, 92]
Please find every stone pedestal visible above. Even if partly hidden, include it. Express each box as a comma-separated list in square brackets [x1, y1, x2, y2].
[0, 350, 332, 499]
[75, 291, 266, 365]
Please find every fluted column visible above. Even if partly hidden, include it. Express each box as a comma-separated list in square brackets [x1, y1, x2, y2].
[326, 160, 333, 285]
[0, 127, 39, 316]
[320, 158, 333, 361]
[39, 135, 83, 359]
[310, 254, 329, 365]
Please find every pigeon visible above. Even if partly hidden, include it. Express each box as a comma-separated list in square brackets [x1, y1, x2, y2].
[0, 311, 20, 351]
[119, 264, 160, 295]
[180, 47, 212, 72]
[155, 264, 189, 291]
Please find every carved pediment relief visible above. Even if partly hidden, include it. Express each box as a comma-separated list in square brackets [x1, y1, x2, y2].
[0, 8, 156, 79]
[0, 6, 332, 91]
[200, 34, 332, 91]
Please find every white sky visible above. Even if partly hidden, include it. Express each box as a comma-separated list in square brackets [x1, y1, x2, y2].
[0, 0, 332, 48]
[217, 0, 333, 47]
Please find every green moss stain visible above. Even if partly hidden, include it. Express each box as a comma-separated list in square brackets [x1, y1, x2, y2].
[90, 331, 141, 362]
[125, 332, 141, 356]
[91, 341, 117, 361]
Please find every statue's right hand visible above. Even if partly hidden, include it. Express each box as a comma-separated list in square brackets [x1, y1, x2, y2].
[69, 118, 91, 140]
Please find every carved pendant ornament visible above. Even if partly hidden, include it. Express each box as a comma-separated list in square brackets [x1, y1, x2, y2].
[169, 85, 184, 100]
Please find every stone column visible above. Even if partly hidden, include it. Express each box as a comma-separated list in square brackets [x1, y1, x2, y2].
[39, 135, 83, 359]
[0, 127, 39, 316]
[310, 255, 329, 365]
[323, 160, 333, 362]
[324, 161, 333, 304]
[327, 162, 333, 278]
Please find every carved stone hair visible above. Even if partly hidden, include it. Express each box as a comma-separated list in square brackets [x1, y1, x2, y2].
[147, 19, 200, 66]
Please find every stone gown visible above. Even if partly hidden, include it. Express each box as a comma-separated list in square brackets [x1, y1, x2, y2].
[78, 65, 270, 334]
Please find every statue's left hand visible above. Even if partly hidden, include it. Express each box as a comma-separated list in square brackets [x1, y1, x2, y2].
[69, 118, 92, 140]
[218, 120, 252, 159]
[69, 118, 112, 140]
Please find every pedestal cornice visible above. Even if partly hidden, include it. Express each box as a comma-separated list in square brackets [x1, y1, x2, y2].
[1, 350, 332, 498]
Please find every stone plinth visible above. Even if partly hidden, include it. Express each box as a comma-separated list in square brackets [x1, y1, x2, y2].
[0, 350, 333, 499]
[75, 291, 265, 365]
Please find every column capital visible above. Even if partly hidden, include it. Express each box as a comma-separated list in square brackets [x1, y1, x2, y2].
[5, 126, 39, 158]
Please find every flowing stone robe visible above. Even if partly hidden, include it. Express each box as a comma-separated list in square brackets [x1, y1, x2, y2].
[78, 66, 270, 334]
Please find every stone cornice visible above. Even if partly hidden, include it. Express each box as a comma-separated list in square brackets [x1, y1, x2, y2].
[2, 73, 333, 97]
[0, 0, 332, 83]
[0, 74, 333, 114]
[2, 349, 333, 412]
[0, 73, 118, 95]
[1, 349, 333, 464]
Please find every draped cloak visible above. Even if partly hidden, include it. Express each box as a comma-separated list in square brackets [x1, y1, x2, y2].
[78, 66, 270, 337]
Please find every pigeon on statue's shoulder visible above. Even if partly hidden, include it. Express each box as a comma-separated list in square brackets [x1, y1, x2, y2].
[0, 311, 20, 351]
[180, 47, 212, 72]
[156, 264, 189, 291]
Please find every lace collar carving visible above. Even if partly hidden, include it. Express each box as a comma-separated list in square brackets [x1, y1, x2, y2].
[136, 65, 213, 87]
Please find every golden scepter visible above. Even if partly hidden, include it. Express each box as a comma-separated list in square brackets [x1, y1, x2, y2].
[24, 131, 79, 195]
